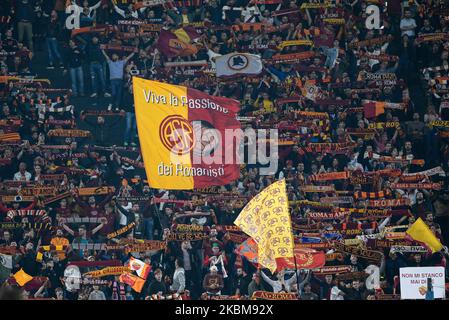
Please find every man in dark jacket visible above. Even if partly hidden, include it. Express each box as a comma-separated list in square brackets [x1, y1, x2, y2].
[15, 0, 36, 51]
[18, 243, 40, 276]
[385, 250, 408, 285]
[44, 10, 62, 68]
[64, 40, 85, 97]
[233, 267, 251, 296]
[147, 268, 168, 296]
[311, 273, 334, 300]
[338, 280, 369, 300]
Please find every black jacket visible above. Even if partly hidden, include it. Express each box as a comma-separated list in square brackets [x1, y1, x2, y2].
[19, 251, 40, 276]
[87, 43, 105, 64]
[338, 285, 368, 300]
[147, 279, 168, 295]
[45, 18, 61, 39]
[15, 0, 36, 22]
[65, 46, 84, 69]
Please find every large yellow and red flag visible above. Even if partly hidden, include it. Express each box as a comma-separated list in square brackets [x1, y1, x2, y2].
[234, 179, 295, 273]
[133, 77, 241, 190]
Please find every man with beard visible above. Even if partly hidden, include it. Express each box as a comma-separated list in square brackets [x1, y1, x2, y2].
[233, 267, 251, 297]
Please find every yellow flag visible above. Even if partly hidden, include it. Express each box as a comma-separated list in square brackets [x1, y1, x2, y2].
[234, 179, 294, 273]
[173, 28, 192, 44]
[406, 218, 443, 253]
[13, 268, 33, 287]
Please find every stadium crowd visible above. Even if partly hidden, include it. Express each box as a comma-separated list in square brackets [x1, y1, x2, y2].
[1, 0, 449, 300]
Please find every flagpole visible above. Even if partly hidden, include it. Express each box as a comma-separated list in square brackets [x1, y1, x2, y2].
[149, 187, 165, 235]
[293, 255, 301, 300]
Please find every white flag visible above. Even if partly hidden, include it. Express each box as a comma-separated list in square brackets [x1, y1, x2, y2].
[0, 254, 13, 269]
[215, 52, 263, 77]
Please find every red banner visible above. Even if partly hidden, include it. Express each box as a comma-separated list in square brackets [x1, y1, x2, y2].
[276, 248, 325, 271]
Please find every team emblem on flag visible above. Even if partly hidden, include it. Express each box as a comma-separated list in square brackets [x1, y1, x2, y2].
[127, 257, 151, 280]
[215, 52, 263, 77]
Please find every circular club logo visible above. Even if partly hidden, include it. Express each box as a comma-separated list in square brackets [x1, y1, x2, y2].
[159, 115, 195, 155]
[227, 54, 249, 71]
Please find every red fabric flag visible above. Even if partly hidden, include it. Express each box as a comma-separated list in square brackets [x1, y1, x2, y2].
[237, 239, 325, 272]
[156, 27, 200, 58]
[236, 238, 259, 267]
[276, 247, 326, 272]
[9, 275, 48, 291]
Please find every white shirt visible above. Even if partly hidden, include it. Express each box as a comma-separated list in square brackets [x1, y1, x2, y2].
[13, 171, 31, 181]
[261, 270, 307, 293]
[182, 248, 191, 271]
[170, 268, 186, 293]
[241, 6, 261, 23]
[69, 1, 101, 18]
[113, 4, 147, 19]
[207, 49, 221, 69]
[400, 18, 417, 37]
[330, 286, 344, 300]
[118, 202, 132, 225]
[222, 6, 243, 20]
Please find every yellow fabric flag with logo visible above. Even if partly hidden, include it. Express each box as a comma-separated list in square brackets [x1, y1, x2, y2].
[234, 179, 294, 273]
[406, 217, 443, 253]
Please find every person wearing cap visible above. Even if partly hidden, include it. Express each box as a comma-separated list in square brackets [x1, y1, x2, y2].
[202, 265, 223, 296]
[203, 243, 227, 273]
[202, 228, 224, 256]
